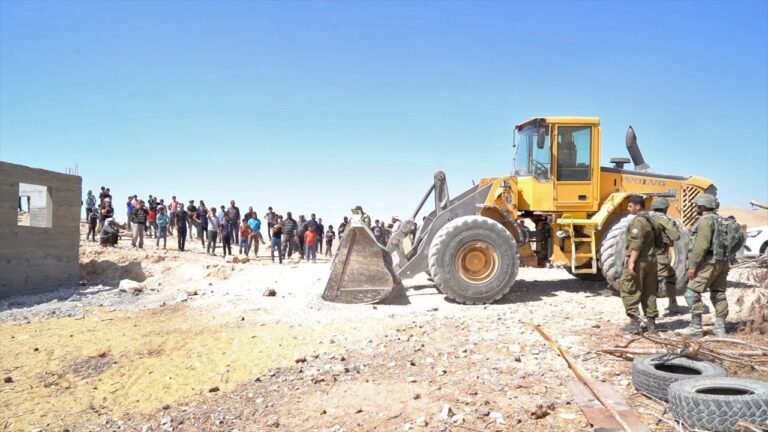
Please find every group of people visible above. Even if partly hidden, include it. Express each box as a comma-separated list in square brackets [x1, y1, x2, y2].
[83, 188, 383, 264]
[619, 194, 744, 338]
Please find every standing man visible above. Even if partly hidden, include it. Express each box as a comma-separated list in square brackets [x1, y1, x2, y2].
[131, 200, 149, 249]
[620, 195, 659, 334]
[98, 186, 107, 205]
[176, 205, 188, 251]
[265, 206, 276, 242]
[307, 214, 319, 237]
[126, 196, 135, 230]
[195, 201, 208, 247]
[187, 200, 198, 240]
[156, 205, 169, 249]
[680, 194, 735, 338]
[271, 216, 284, 263]
[282, 212, 298, 259]
[247, 212, 265, 256]
[297, 215, 308, 260]
[243, 206, 255, 222]
[207, 207, 220, 255]
[304, 226, 318, 262]
[85, 190, 96, 219]
[316, 218, 325, 255]
[228, 200, 241, 244]
[199, 202, 208, 241]
[338, 216, 348, 241]
[649, 198, 682, 315]
[324, 225, 335, 257]
[169, 196, 179, 237]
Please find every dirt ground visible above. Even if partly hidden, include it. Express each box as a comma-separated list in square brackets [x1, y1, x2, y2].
[1, 229, 766, 432]
[719, 205, 768, 229]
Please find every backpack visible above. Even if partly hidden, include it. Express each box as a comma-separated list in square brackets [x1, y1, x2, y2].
[649, 212, 681, 246]
[639, 214, 665, 251]
[712, 215, 745, 260]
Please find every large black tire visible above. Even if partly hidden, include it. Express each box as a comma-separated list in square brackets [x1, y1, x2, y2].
[599, 216, 631, 291]
[599, 215, 689, 296]
[428, 216, 519, 305]
[631, 355, 726, 402]
[668, 377, 768, 431]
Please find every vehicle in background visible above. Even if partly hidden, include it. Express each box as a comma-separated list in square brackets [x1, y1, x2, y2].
[743, 225, 768, 257]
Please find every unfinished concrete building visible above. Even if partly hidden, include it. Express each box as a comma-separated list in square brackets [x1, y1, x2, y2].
[0, 161, 82, 297]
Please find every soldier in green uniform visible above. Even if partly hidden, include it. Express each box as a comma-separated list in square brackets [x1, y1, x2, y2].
[620, 195, 659, 334]
[680, 194, 728, 338]
[649, 198, 681, 315]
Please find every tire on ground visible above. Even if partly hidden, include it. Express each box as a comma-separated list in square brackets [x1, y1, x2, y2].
[428, 216, 518, 305]
[668, 377, 768, 431]
[631, 355, 726, 402]
[599, 215, 690, 296]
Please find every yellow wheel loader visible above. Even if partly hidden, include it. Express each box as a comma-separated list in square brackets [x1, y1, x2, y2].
[323, 117, 715, 305]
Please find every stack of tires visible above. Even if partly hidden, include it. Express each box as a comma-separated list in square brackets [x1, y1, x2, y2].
[632, 356, 768, 431]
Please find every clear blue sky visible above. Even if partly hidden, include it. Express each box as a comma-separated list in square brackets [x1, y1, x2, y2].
[1, 0, 766, 225]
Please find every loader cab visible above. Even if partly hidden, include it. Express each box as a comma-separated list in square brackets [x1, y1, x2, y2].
[514, 117, 601, 212]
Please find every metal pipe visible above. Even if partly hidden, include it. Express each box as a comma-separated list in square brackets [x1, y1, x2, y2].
[626, 126, 651, 171]
[410, 184, 435, 222]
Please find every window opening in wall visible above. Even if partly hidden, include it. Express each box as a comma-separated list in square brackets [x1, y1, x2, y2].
[18, 183, 53, 228]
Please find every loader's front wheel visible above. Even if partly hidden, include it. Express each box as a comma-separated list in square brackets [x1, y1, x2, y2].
[428, 216, 519, 304]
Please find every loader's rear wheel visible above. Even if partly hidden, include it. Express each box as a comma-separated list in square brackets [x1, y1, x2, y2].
[599, 215, 689, 296]
[429, 216, 518, 304]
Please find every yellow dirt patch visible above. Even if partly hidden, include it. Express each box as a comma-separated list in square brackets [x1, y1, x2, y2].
[0, 304, 393, 430]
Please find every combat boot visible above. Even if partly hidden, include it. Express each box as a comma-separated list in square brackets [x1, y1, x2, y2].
[713, 316, 727, 337]
[665, 298, 681, 316]
[677, 314, 703, 338]
[621, 316, 642, 334]
[646, 317, 657, 334]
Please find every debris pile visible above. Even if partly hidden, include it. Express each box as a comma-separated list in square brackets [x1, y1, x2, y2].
[599, 333, 768, 376]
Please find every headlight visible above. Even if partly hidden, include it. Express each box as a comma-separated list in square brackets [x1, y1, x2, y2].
[747, 230, 762, 238]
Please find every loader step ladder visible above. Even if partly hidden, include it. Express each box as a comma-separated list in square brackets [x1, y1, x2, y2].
[557, 216, 598, 275]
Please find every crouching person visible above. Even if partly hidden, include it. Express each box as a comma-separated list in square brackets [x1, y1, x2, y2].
[100, 218, 120, 247]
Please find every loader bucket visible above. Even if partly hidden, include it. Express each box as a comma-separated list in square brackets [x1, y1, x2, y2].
[322, 223, 401, 304]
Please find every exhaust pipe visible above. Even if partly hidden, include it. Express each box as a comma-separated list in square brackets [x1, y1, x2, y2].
[626, 126, 651, 172]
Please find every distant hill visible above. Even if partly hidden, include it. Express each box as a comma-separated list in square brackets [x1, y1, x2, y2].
[719, 206, 768, 228]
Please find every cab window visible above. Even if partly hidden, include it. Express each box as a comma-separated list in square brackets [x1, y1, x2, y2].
[557, 126, 591, 181]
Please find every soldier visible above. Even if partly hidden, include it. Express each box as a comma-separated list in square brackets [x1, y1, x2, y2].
[649, 198, 681, 315]
[621, 195, 659, 334]
[680, 194, 727, 338]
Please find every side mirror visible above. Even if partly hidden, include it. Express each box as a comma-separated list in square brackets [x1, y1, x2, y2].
[536, 128, 547, 149]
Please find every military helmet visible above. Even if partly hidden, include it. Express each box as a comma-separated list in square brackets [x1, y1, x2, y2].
[693, 193, 717, 209]
[651, 197, 670, 210]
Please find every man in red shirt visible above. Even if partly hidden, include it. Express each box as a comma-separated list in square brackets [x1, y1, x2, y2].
[304, 228, 317, 262]
[147, 206, 157, 238]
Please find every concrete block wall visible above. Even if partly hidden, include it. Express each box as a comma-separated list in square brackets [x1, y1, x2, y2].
[0, 161, 82, 297]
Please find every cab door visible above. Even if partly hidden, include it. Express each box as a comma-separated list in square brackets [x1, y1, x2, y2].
[553, 124, 600, 212]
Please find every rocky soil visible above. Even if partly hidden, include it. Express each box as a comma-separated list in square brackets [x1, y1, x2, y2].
[1, 232, 765, 432]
